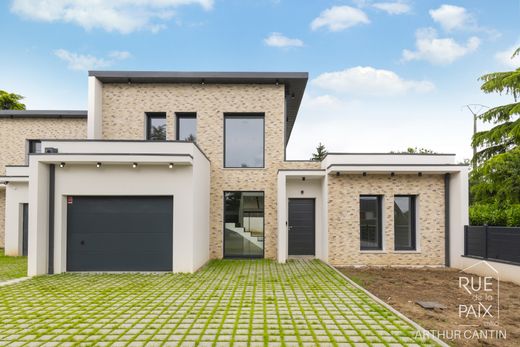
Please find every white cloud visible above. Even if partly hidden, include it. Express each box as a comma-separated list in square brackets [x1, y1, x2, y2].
[264, 32, 304, 48]
[495, 45, 520, 69]
[312, 66, 434, 96]
[402, 28, 480, 65]
[372, 2, 410, 15]
[311, 6, 369, 32]
[429, 4, 473, 31]
[11, 0, 213, 34]
[54, 49, 131, 70]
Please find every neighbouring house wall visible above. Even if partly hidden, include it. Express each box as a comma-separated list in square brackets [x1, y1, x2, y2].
[100, 83, 319, 259]
[0, 189, 4, 248]
[0, 118, 87, 248]
[328, 174, 445, 266]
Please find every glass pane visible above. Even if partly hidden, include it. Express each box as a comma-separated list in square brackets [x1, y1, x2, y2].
[360, 196, 381, 250]
[224, 192, 264, 257]
[225, 116, 264, 168]
[178, 116, 197, 141]
[394, 196, 414, 250]
[29, 140, 42, 153]
[148, 116, 166, 140]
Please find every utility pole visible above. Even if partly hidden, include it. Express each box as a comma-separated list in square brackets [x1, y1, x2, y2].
[464, 104, 488, 170]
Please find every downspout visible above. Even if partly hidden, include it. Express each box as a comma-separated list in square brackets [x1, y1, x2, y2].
[48, 164, 55, 274]
[444, 173, 450, 267]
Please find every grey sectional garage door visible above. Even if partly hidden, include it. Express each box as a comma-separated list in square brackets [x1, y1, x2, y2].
[67, 196, 173, 271]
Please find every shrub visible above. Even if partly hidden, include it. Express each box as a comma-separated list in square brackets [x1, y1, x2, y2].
[470, 203, 520, 226]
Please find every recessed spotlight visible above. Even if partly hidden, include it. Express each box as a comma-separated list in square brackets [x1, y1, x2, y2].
[169, 163, 174, 169]
[132, 162, 138, 168]
[96, 162, 102, 168]
[59, 162, 65, 168]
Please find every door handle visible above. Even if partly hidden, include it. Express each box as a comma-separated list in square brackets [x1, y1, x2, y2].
[288, 226, 293, 231]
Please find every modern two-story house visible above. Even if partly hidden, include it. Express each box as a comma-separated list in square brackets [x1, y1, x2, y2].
[0, 71, 469, 276]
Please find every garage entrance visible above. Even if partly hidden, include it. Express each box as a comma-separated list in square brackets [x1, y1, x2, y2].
[66, 196, 173, 271]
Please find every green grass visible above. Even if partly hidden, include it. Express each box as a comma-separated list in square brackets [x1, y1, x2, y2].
[0, 259, 438, 346]
[0, 248, 27, 282]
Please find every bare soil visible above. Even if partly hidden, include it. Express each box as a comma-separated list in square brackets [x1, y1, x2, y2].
[337, 266, 520, 347]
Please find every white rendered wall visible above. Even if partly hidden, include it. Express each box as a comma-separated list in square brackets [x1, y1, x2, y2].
[449, 169, 469, 268]
[4, 182, 28, 256]
[87, 76, 103, 139]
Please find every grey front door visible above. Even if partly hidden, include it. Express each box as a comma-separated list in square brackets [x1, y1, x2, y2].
[288, 198, 315, 255]
[66, 196, 173, 271]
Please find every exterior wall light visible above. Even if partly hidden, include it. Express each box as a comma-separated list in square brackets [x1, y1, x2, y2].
[132, 163, 138, 168]
[201, 79, 205, 85]
[336, 172, 340, 177]
[418, 172, 423, 177]
[391, 172, 395, 177]
[169, 163, 174, 169]
[362, 172, 367, 176]
[96, 162, 102, 168]
[302, 177, 305, 181]
[59, 162, 65, 168]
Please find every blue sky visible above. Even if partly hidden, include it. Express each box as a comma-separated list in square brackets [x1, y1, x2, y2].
[1, 0, 519, 160]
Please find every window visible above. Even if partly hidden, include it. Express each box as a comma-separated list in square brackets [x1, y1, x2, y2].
[28, 140, 42, 154]
[224, 114, 264, 168]
[394, 196, 416, 250]
[360, 196, 382, 250]
[176, 113, 197, 142]
[26, 140, 42, 163]
[146, 112, 166, 140]
[224, 191, 264, 258]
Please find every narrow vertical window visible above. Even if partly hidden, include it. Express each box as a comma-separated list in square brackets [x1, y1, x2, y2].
[176, 113, 197, 142]
[146, 112, 166, 140]
[360, 196, 382, 250]
[28, 140, 42, 154]
[394, 196, 416, 250]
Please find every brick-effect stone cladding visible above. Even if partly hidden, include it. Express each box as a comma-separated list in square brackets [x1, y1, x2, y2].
[328, 174, 445, 266]
[0, 190, 4, 247]
[0, 118, 86, 247]
[102, 83, 319, 259]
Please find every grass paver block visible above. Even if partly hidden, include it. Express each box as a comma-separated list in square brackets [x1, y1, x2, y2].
[0, 259, 438, 346]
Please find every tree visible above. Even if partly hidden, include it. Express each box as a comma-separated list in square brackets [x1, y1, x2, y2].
[470, 147, 520, 205]
[0, 90, 26, 110]
[391, 147, 436, 154]
[311, 142, 327, 161]
[472, 47, 520, 164]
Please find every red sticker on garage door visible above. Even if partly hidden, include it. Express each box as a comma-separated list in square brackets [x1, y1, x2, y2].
[67, 196, 73, 204]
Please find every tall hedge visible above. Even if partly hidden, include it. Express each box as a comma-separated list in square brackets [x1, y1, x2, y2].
[469, 203, 520, 226]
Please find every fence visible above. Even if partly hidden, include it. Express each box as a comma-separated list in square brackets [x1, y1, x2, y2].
[464, 225, 520, 265]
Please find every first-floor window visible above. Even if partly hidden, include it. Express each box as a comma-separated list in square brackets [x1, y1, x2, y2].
[394, 195, 416, 250]
[360, 195, 382, 250]
[146, 112, 166, 140]
[224, 191, 264, 258]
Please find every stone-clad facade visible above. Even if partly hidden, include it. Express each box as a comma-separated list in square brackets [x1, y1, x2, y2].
[101, 83, 319, 259]
[0, 118, 86, 247]
[327, 174, 445, 266]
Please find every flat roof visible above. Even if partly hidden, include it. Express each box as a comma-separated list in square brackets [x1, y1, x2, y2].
[89, 70, 308, 144]
[0, 110, 87, 119]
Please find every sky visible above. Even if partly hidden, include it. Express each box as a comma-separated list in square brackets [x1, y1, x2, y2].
[1, 0, 519, 161]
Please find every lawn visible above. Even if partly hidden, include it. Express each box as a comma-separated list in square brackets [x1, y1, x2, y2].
[0, 259, 439, 346]
[338, 266, 520, 347]
[0, 248, 27, 282]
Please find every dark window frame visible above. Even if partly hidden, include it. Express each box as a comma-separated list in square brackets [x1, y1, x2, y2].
[394, 195, 417, 251]
[26, 139, 42, 163]
[223, 113, 265, 169]
[176, 112, 197, 141]
[145, 112, 167, 141]
[223, 190, 265, 259]
[360, 195, 383, 251]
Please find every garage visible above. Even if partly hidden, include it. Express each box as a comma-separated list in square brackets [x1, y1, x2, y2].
[66, 196, 173, 271]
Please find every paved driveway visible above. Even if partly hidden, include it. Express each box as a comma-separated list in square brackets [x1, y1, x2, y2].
[0, 259, 437, 346]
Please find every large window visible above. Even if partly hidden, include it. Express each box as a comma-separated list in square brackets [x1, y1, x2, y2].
[176, 113, 197, 142]
[394, 196, 416, 250]
[224, 114, 264, 168]
[146, 112, 166, 140]
[360, 196, 383, 250]
[224, 191, 264, 258]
